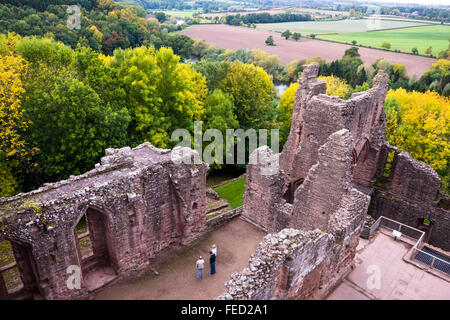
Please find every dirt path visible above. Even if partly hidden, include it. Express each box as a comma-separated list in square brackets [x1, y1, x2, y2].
[181, 24, 436, 77]
[93, 218, 265, 300]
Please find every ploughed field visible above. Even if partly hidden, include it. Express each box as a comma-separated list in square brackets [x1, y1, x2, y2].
[256, 18, 430, 34]
[318, 24, 450, 55]
[181, 24, 436, 77]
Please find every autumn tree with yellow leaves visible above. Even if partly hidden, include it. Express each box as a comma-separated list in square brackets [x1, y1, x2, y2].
[0, 54, 36, 196]
[385, 88, 449, 192]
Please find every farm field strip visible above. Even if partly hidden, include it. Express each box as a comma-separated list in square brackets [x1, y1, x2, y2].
[256, 19, 431, 35]
[181, 24, 436, 77]
[200, 7, 347, 18]
[152, 10, 202, 18]
[318, 24, 450, 55]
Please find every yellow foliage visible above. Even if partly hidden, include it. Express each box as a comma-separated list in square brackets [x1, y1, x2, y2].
[318, 75, 351, 99]
[89, 25, 103, 43]
[385, 88, 449, 185]
[431, 59, 450, 74]
[0, 55, 35, 165]
[279, 82, 299, 146]
[250, 49, 269, 63]
[0, 162, 18, 197]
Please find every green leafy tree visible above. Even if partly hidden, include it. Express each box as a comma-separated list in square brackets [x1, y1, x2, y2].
[155, 12, 166, 23]
[281, 30, 292, 40]
[292, 32, 301, 41]
[265, 35, 275, 46]
[27, 78, 130, 180]
[381, 42, 391, 50]
[164, 34, 194, 60]
[108, 46, 207, 147]
[219, 61, 275, 130]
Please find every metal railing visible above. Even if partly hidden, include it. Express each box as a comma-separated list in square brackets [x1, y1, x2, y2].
[369, 216, 424, 241]
[369, 216, 450, 275]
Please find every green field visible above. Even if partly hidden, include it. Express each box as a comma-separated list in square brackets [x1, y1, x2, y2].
[256, 19, 430, 35]
[319, 24, 450, 55]
[153, 10, 201, 18]
[214, 177, 246, 209]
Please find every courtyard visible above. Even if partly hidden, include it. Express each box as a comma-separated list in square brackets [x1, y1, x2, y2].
[327, 229, 450, 300]
[93, 217, 265, 300]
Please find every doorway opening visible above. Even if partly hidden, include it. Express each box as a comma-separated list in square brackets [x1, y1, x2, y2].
[74, 207, 117, 291]
[283, 178, 304, 204]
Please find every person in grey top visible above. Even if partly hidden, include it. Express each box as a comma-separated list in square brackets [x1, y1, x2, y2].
[196, 256, 205, 279]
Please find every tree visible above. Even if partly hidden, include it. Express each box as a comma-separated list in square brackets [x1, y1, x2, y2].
[425, 46, 433, 56]
[0, 54, 36, 195]
[26, 78, 130, 180]
[344, 46, 360, 58]
[219, 61, 275, 129]
[437, 48, 449, 59]
[349, 9, 356, 17]
[265, 35, 275, 46]
[203, 89, 238, 132]
[281, 30, 292, 40]
[164, 34, 194, 60]
[309, 34, 316, 39]
[278, 82, 299, 146]
[381, 41, 391, 50]
[155, 12, 166, 23]
[108, 46, 207, 147]
[292, 32, 301, 41]
[352, 40, 357, 45]
[385, 89, 449, 192]
[412, 47, 419, 55]
[418, 59, 450, 96]
[318, 76, 352, 99]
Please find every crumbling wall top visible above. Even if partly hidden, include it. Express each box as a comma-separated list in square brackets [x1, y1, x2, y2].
[0, 142, 200, 212]
[218, 228, 331, 300]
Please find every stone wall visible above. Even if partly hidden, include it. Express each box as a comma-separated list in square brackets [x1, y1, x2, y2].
[368, 144, 450, 250]
[237, 61, 449, 300]
[0, 143, 209, 300]
[218, 226, 362, 300]
[243, 63, 386, 235]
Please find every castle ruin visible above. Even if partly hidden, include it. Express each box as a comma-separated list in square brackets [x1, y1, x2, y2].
[0, 63, 448, 300]
[0, 144, 209, 299]
[219, 63, 449, 300]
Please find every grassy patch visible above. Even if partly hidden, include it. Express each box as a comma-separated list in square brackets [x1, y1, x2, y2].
[0, 240, 15, 268]
[214, 177, 246, 209]
[319, 24, 449, 55]
[153, 10, 200, 18]
[256, 19, 429, 35]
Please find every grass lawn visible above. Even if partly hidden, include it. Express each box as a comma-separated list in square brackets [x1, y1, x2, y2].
[256, 19, 429, 35]
[154, 10, 201, 18]
[214, 177, 246, 209]
[319, 24, 450, 55]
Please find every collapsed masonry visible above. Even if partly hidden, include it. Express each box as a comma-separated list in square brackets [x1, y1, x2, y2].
[220, 62, 449, 300]
[0, 63, 448, 301]
[0, 143, 209, 300]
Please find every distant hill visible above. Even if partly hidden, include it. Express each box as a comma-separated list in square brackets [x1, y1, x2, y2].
[0, 0, 161, 55]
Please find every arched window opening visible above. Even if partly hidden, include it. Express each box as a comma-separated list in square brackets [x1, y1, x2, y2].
[0, 239, 41, 300]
